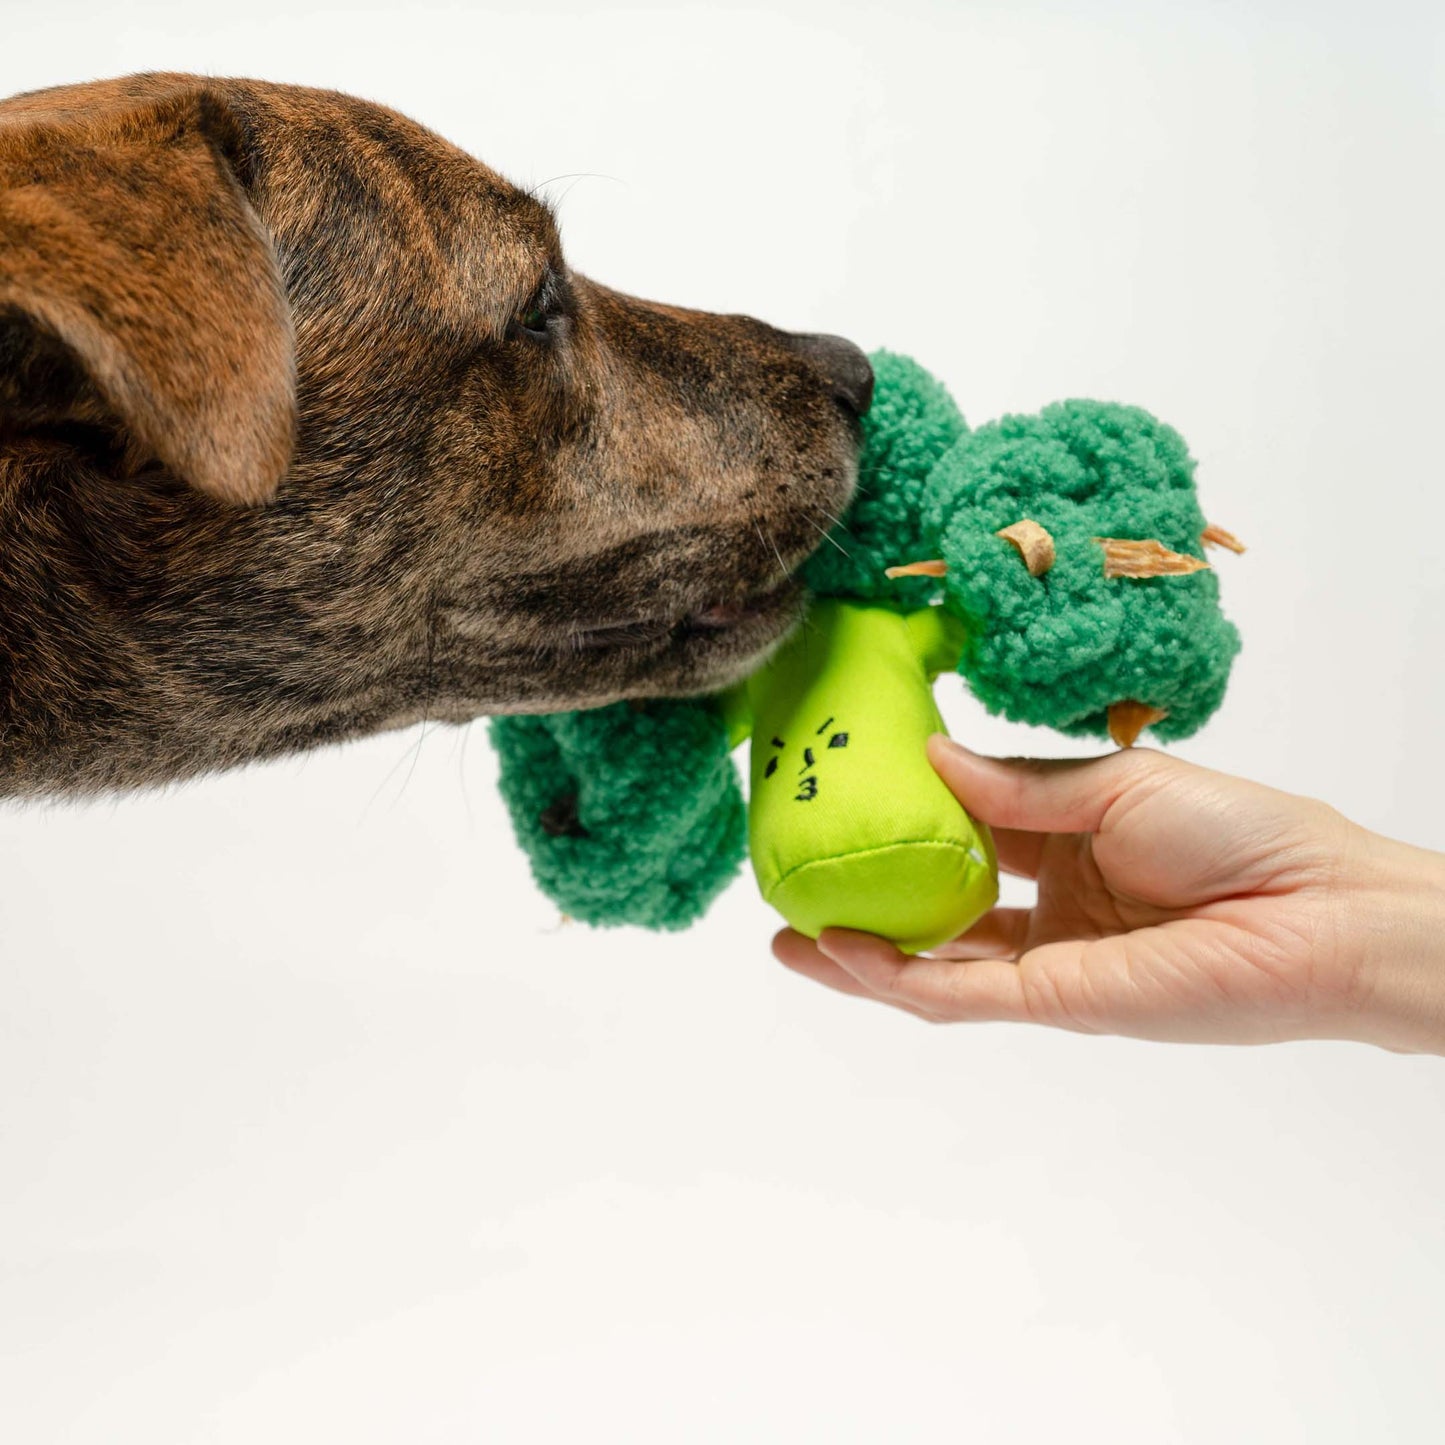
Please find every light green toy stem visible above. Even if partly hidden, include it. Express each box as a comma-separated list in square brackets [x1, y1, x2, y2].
[722, 599, 999, 954]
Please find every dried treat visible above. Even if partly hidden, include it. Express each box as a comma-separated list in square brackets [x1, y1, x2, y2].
[996, 518, 1056, 577]
[1201, 523, 1246, 554]
[1108, 700, 1169, 748]
[1094, 537, 1211, 579]
[884, 558, 948, 579]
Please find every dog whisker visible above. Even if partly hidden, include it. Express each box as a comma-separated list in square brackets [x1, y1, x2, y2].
[398, 614, 440, 800]
[361, 720, 434, 819]
[528, 172, 624, 212]
[753, 519, 790, 582]
[805, 514, 851, 558]
[455, 720, 476, 833]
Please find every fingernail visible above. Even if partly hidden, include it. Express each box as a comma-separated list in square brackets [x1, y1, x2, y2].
[929, 734, 1010, 769]
[929, 733, 993, 764]
[928, 732, 970, 757]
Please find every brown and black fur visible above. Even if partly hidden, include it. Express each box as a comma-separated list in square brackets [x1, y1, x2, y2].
[0, 73, 871, 798]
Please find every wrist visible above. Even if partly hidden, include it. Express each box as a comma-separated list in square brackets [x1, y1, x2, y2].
[1338, 828, 1445, 1054]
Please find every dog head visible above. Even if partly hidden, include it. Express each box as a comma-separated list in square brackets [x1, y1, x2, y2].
[0, 73, 868, 788]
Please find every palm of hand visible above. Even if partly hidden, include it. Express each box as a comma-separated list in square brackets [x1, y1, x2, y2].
[774, 745, 1360, 1045]
[975, 814, 1343, 1043]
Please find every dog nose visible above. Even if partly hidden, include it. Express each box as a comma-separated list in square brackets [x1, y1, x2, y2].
[787, 333, 875, 418]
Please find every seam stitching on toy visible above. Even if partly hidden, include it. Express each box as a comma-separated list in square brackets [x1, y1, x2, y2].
[761, 838, 987, 901]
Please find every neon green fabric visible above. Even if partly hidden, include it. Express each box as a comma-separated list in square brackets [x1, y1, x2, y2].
[732, 600, 997, 953]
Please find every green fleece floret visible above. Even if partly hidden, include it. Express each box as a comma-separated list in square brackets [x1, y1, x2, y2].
[801, 349, 966, 609]
[928, 401, 1241, 740]
[489, 700, 746, 930]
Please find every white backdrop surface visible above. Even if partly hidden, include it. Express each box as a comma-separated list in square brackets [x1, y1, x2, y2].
[1, 2, 1442, 1442]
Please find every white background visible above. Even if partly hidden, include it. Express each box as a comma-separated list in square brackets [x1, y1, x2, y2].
[2, 2, 1443, 1441]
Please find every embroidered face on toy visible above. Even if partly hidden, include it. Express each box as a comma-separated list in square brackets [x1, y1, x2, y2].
[759, 721, 852, 803]
[741, 602, 998, 953]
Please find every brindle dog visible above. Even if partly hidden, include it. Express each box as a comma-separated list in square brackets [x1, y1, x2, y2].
[0, 73, 871, 798]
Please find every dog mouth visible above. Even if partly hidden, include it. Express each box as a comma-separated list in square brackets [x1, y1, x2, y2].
[566, 575, 803, 656]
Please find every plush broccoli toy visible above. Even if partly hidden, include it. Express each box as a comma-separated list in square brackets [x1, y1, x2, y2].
[490, 352, 1243, 952]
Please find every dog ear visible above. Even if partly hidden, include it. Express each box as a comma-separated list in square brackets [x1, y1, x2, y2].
[0, 86, 295, 505]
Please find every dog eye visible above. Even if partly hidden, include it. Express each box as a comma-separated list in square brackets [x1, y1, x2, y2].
[515, 275, 564, 340]
[518, 303, 551, 336]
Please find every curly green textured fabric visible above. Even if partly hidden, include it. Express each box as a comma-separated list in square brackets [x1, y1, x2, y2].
[801, 350, 966, 608]
[489, 700, 746, 930]
[927, 401, 1241, 740]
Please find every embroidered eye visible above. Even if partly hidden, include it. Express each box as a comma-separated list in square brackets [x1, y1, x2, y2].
[828, 732, 849, 749]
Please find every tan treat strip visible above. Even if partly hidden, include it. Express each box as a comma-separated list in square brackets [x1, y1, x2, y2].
[996, 519, 1056, 576]
[884, 558, 948, 579]
[1094, 537, 1211, 579]
[1201, 523, 1247, 554]
[1108, 700, 1169, 748]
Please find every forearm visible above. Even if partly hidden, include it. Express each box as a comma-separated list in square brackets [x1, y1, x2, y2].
[1341, 830, 1445, 1055]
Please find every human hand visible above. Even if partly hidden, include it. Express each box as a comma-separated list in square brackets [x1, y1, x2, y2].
[773, 736, 1445, 1052]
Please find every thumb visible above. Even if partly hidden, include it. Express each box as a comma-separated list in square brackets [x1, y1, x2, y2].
[926, 734, 1176, 836]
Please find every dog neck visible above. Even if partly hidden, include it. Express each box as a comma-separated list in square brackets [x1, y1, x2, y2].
[0, 437, 429, 799]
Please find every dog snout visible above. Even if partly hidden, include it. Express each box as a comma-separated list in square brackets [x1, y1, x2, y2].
[786, 333, 875, 418]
